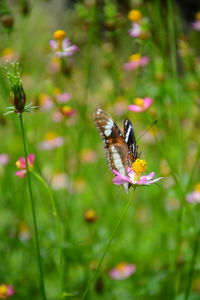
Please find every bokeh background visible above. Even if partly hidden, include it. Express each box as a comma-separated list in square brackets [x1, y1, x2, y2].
[0, 0, 200, 299]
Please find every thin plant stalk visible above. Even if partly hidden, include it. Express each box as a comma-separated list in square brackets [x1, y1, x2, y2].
[19, 113, 47, 300]
[32, 171, 58, 217]
[81, 188, 136, 300]
[184, 231, 200, 300]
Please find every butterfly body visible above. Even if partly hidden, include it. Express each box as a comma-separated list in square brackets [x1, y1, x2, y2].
[94, 108, 139, 193]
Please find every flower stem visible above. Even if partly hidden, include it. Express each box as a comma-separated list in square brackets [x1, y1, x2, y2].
[19, 114, 47, 300]
[184, 230, 200, 300]
[32, 171, 58, 217]
[80, 188, 136, 300]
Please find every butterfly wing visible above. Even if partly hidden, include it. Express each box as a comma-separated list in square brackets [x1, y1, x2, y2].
[124, 119, 138, 163]
[94, 108, 130, 193]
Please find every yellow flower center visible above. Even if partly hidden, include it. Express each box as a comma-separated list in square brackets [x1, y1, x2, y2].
[53, 87, 61, 95]
[194, 183, 200, 192]
[132, 159, 147, 175]
[128, 10, 142, 22]
[134, 98, 144, 107]
[0, 285, 7, 295]
[116, 263, 126, 271]
[61, 105, 72, 113]
[195, 11, 200, 20]
[1, 47, 14, 56]
[129, 53, 141, 62]
[53, 30, 66, 40]
[45, 132, 58, 141]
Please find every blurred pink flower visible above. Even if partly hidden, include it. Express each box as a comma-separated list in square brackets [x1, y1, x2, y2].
[38, 93, 54, 111]
[60, 105, 76, 117]
[55, 92, 71, 103]
[124, 54, 149, 70]
[186, 183, 200, 203]
[0, 284, 15, 299]
[51, 173, 69, 190]
[0, 154, 10, 166]
[39, 132, 63, 150]
[49, 38, 78, 58]
[129, 22, 142, 37]
[52, 111, 63, 123]
[15, 154, 35, 178]
[192, 20, 200, 31]
[129, 97, 153, 113]
[109, 263, 136, 280]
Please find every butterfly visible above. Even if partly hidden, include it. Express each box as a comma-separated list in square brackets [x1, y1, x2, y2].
[94, 108, 139, 193]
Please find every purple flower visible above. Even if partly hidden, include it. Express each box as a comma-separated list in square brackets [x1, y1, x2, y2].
[49, 38, 78, 58]
[0, 154, 10, 166]
[186, 183, 200, 203]
[191, 20, 200, 31]
[109, 263, 136, 280]
[129, 22, 142, 38]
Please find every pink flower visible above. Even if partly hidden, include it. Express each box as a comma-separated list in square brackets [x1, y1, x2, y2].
[15, 154, 35, 178]
[192, 20, 200, 31]
[109, 263, 136, 280]
[55, 92, 71, 103]
[129, 97, 153, 113]
[49, 38, 78, 57]
[129, 22, 142, 37]
[113, 168, 162, 186]
[124, 54, 149, 71]
[60, 105, 76, 117]
[186, 183, 200, 203]
[112, 158, 162, 191]
[39, 132, 63, 150]
[0, 154, 10, 166]
[0, 284, 15, 299]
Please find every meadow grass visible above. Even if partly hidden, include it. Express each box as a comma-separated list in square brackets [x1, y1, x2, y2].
[0, 0, 200, 299]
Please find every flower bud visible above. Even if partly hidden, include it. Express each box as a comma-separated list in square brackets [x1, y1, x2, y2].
[5, 62, 26, 113]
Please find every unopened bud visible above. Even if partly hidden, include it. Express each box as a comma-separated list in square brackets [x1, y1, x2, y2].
[6, 62, 26, 113]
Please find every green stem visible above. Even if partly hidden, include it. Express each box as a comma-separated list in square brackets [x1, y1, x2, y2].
[32, 171, 58, 217]
[19, 114, 47, 300]
[184, 231, 200, 300]
[81, 188, 136, 300]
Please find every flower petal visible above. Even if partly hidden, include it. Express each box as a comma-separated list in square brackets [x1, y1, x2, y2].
[16, 170, 27, 178]
[128, 104, 143, 112]
[28, 154, 35, 166]
[49, 40, 58, 50]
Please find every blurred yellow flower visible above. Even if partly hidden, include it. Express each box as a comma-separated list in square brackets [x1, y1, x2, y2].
[128, 9, 142, 22]
[129, 53, 141, 62]
[53, 30, 66, 40]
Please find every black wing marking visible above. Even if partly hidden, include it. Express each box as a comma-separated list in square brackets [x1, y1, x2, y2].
[124, 119, 138, 161]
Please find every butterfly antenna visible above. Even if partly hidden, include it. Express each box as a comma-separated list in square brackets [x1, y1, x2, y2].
[137, 120, 158, 142]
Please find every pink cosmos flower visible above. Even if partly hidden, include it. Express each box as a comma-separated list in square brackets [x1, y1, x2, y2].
[186, 183, 200, 204]
[192, 20, 200, 31]
[39, 132, 63, 150]
[129, 97, 153, 113]
[55, 92, 71, 103]
[129, 22, 142, 37]
[186, 191, 200, 203]
[60, 105, 76, 117]
[113, 168, 162, 187]
[124, 54, 149, 71]
[49, 38, 78, 58]
[109, 263, 136, 280]
[15, 154, 35, 178]
[0, 154, 10, 166]
[0, 284, 15, 299]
